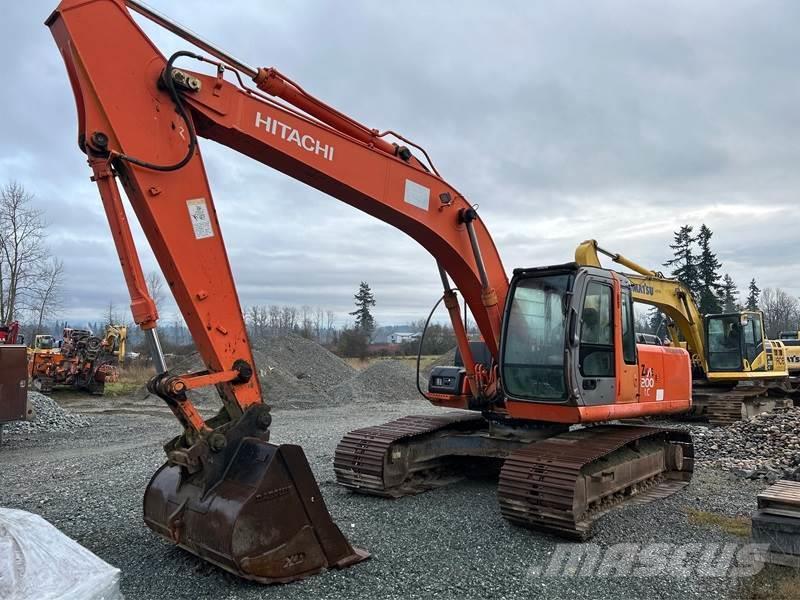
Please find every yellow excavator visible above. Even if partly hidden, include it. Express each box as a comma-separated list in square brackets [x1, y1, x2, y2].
[102, 324, 128, 365]
[576, 240, 790, 424]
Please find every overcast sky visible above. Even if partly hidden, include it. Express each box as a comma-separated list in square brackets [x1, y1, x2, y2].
[3, 1, 800, 330]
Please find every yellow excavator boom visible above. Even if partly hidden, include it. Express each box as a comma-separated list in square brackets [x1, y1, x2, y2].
[575, 239, 787, 383]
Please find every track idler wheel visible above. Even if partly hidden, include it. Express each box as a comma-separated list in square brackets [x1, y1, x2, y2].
[143, 406, 368, 583]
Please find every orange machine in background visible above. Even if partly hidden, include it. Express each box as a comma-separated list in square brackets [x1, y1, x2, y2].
[27, 328, 114, 394]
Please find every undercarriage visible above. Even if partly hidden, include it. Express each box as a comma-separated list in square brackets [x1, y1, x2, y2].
[335, 412, 694, 539]
[687, 381, 792, 425]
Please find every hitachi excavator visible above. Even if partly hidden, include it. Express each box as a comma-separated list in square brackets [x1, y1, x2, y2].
[48, 0, 694, 584]
[575, 240, 791, 424]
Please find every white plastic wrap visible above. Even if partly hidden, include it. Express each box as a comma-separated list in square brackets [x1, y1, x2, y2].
[0, 508, 123, 600]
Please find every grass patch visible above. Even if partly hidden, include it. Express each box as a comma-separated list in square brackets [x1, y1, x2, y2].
[103, 381, 143, 398]
[104, 363, 156, 397]
[686, 508, 751, 537]
[344, 355, 440, 371]
[737, 564, 800, 600]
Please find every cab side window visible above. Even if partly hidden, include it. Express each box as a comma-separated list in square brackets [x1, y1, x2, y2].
[580, 281, 614, 377]
[621, 289, 637, 365]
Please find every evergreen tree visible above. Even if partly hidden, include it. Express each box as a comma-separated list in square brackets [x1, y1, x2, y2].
[745, 278, 760, 311]
[718, 273, 739, 313]
[696, 224, 722, 314]
[349, 281, 376, 335]
[648, 307, 666, 338]
[664, 225, 700, 297]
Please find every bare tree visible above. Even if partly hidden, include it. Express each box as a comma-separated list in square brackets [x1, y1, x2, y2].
[300, 304, 313, 338]
[760, 287, 800, 338]
[280, 305, 297, 331]
[104, 301, 126, 328]
[268, 305, 281, 332]
[314, 306, 324, 341]
[31, 258, 64, 335]
[146, 270, 167, 313]
[0, 182, 46, 322]
[246, 304, 268, 339]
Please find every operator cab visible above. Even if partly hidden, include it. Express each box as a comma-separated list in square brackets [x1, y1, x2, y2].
[33, 335, 55, 350]
[498, 263, 638, 406]
[705, 311, 767, 372]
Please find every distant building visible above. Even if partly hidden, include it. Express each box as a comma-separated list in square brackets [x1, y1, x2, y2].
[389, 331, 421, 344]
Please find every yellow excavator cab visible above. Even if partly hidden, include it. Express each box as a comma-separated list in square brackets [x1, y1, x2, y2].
[703, 311, 787, 381]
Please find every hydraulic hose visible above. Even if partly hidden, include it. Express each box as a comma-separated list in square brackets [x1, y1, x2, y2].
[112, 51, 200, 171]
[415, 292, 457, 400]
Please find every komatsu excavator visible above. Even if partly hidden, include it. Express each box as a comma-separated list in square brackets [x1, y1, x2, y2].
[575, 240, 790, 424]
[48, 0, 694, 584]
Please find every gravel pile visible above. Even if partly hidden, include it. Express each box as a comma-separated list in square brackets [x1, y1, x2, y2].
[133, 334, 436, 409]
[136, 333, 417, 409]
[692, 407, 800, 481]
[332, 360, 424, 404]
[3, 391, 90, 435]
[422, 348, 456, 379]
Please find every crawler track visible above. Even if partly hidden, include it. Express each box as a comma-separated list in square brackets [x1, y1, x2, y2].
[334, 412, 494, 497]
[692, 384, 791, 425]
[497, 425, 693, 539]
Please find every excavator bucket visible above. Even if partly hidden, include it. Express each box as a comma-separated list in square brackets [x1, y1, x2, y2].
[143, 440, 369, 583]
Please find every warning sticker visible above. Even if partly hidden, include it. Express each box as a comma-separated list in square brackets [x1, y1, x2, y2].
[186, 198, 214, 239]
[404, 179, 430, 211]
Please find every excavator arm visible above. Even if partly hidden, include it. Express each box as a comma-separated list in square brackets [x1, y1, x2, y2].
[47, 0, 509, 583]
[48, 0, 508, 430]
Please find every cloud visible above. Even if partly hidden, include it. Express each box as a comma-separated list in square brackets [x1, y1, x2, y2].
[2, 0, 800, 331]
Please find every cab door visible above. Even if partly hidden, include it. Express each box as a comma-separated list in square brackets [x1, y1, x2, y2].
[574, 273, 616, 405]
[615, 279, 640, 403]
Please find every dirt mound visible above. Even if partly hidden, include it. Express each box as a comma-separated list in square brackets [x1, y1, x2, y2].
[422, 348, 457, 378]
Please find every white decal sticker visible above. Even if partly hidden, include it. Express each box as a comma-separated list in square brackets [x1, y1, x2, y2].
[404, 179, 430, 211]
[186, 198, 214, 239]
[656, 389, 664, 402]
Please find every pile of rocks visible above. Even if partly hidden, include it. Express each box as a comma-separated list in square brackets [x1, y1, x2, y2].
[692, 407, 800, 481]
[332, 359, 424, 404]
[3, 392, 90, 435]
[133, 334, 434, 409]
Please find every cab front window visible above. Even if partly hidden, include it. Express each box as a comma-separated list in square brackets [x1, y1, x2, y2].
[707, 315, 743, 371]
[502, 273, 572, 400]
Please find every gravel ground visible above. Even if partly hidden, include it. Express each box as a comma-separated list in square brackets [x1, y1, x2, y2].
[0, 397, 772, 600]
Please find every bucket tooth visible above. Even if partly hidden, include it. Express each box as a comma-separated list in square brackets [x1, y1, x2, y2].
[144, 440, 368, 583]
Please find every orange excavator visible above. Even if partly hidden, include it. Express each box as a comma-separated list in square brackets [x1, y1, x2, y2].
[48, 0, 695, 585]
